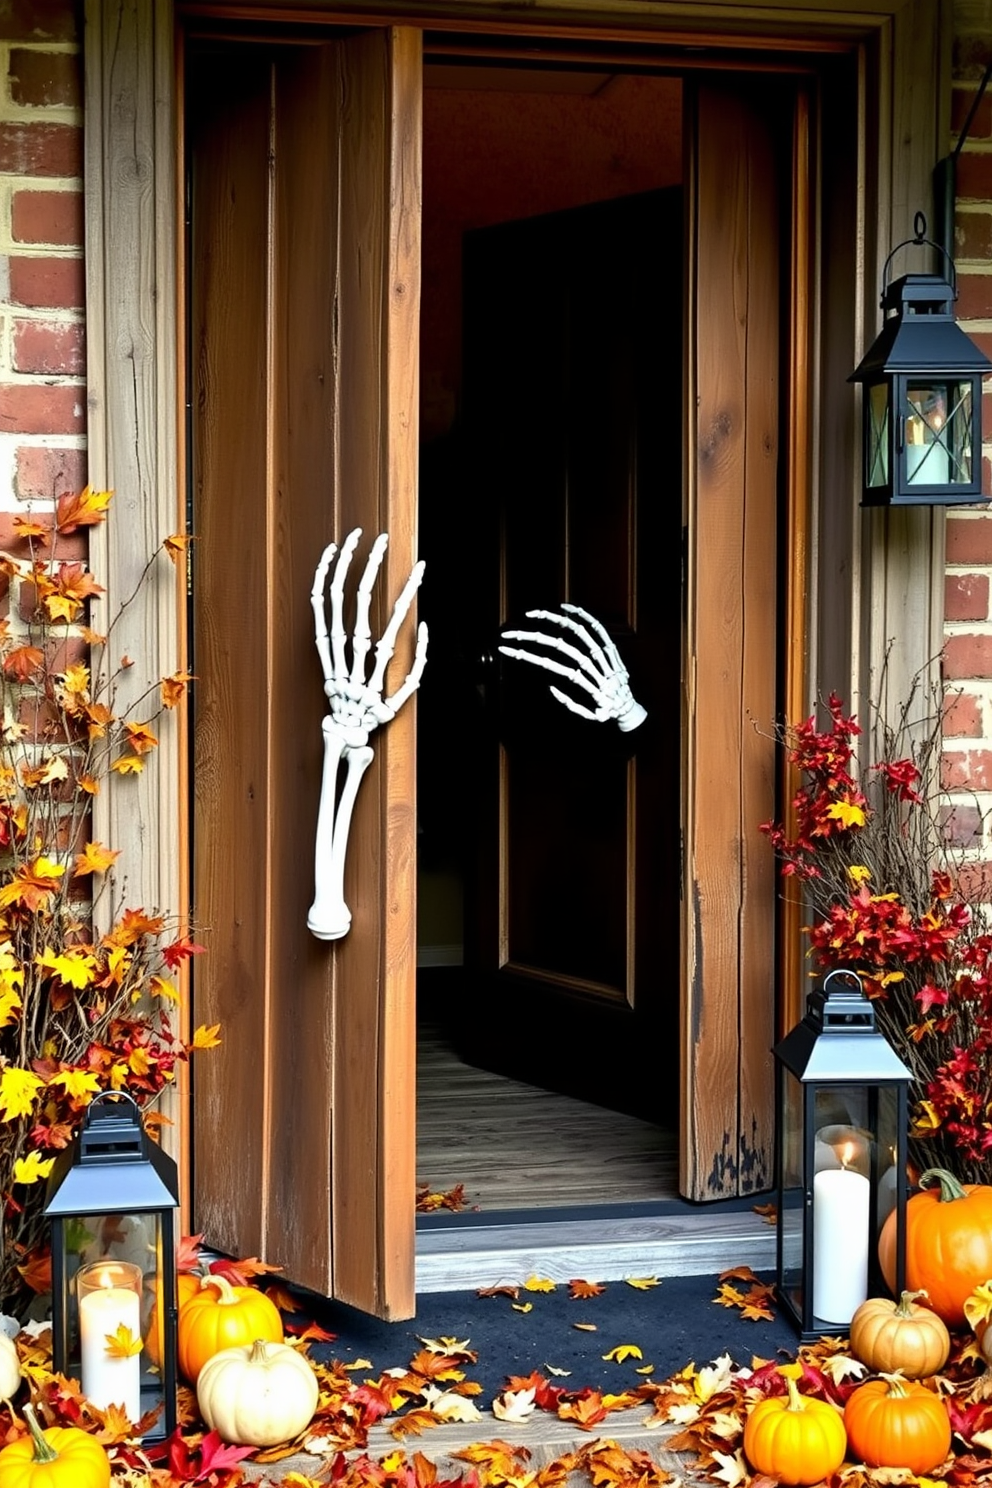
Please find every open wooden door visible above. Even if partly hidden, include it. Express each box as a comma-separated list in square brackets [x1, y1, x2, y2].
[680, 81, 787, 1200]
[187, 28, 421, 1319]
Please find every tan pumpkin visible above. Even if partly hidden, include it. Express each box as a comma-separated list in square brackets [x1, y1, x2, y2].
[196, 1338, 319, 1446]
[849, 1290, 950, 1379]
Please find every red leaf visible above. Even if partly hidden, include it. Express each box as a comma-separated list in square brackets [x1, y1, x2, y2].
[198, 1429, 255, 1476]
[161, 936, 207, 971]
[176, 1233, 205, 1272]
[285, 1319, 337, 1343]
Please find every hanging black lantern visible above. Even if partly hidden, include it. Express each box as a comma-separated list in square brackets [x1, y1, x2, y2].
[43, 1092, 179, 1441]
[773, 970, 912, 1341]
[850, 214, 991, 507]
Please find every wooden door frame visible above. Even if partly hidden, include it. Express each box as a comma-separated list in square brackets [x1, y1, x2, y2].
[85, 0, 946, 1300]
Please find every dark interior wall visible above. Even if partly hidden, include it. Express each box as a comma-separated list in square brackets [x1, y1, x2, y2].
[420, 71, 683, 442]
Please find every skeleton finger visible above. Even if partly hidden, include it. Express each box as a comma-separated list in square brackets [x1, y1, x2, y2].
[500, 628, 604, 684]
[310, 542, 339, 687]
[330, 527, 363, 683]
[561, 602, 626, 677]
[548, 684, 603, 722]
[368, 560, 426, 697]
[383, 620, 430, 717]
[497, 644, 601, 702]
[351, 532, 390, 688]
[523, 608, 611, 677]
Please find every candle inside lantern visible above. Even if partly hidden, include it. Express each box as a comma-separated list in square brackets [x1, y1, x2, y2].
[812, 1144, 870, 1325]
[877, 1147, 899, 1230]
[814, 1123, 870, 1177]
[78, 1260, 142, 1421]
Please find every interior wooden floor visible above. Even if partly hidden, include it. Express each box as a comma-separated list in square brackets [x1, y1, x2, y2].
[416, 1022, 678, 1213]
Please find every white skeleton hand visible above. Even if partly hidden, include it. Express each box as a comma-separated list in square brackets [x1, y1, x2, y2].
[309, 528, 428, 941]
[499, 603, 646, 733]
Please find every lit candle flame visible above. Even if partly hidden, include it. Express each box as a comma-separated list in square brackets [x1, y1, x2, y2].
[839, 1142, 855, 1170]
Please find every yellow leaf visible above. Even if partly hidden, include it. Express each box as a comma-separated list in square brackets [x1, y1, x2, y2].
[573, 1323, 597, 1332]
[13, 1151, 55, 1184]
[164, 533, 191, 564]
[104, 1324, 142, 1359]
[510, 1302, 532, 1314]
[635, 1365, 655, 1375]
[190, 1022, 222, 1050]
[602, 1344, 643, 1364]
[0, 1066, 43, 1121]
[149, 975, 179, 1003]
[965, 1281, 992, 1332]
[0, 987, 21, 1028]
[128, 1047, 152, 1077]
[78, 774, 100, 795]
[523, 1276, 556, 1293]
[625, 1277, 660, 1290]
[825, 799, 866, 829]
[341, 1358, 373, 1370]
[47, 1067, 102, 1102]
[36, 947, 97, 990]
[110, 756, 144, 776]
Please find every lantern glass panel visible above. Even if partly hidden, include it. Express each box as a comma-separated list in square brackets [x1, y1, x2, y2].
[59, 1210, 168, 1425]
[904, 381, 973, 487]
[779, 1068, 806, 1324]
[867, 383, 889, 488]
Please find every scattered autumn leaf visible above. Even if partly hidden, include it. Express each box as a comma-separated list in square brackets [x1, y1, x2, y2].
[477, 1284, 519, 1300]
[568, 1279, 606, 1299]
[602, 1344, 643, 1364]
[523, 1276, 556, 1293]
[625, 1276, 660, 1290]
[491, 1388, 536, 1424]
[511, 1302, 533, 1314]
[573, 1323, 597, 1332]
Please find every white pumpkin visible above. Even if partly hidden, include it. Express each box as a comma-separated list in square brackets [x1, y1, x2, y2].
[0, 1331, 20, 1400]
[196, 1337, 319, 1446]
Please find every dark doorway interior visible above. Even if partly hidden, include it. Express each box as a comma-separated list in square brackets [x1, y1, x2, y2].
[415, 63, 684, 1214]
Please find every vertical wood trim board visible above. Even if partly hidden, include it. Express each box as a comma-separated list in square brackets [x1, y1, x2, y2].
[85, 0, 184, 1167]
[189, 31, 420, 1319]
[682, 84, 780, 1200]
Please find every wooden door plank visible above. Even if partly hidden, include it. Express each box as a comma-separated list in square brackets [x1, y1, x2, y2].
[682, 84, 782, 1199]
[738, 94, 779, 1196]
[263, 45, 342, 1296]
[331, 27, 421, 1319]
[189, 56, 274, 1258]
[683, 84, 750, 1199]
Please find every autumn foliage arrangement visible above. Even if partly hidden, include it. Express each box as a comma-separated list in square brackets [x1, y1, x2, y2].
[762, 685, 992, 1183]
[0, 486, 214, 1316]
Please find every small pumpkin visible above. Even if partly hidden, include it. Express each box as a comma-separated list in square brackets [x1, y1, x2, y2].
[743, 1368, 847, 1485]
[0, 1332, 21, 1402]
[0, 1402, 110, 1488]
[177, 1274, 283, 1383]
[844, 1372, 951, 1474]
[196, 1337, 319, 1446]
[849, 1290, 950, 1379]
[879, 1167, 992, 1327]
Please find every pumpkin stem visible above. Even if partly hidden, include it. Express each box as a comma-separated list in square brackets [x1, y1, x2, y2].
[22, 1403, 58, 1463]
[199, 1274, 237, 1306]
[895, 1289, 929, 1317]
[249, 1338, 273, 1364]
[784, 1375, 807, 1413]
[918, 1167, 968, 1203]
[879, 1371, 912, 1397]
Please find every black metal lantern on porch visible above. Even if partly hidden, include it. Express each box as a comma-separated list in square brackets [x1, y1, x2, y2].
[849, 214, 991, 507]
[773, 969, 911, 1341]
[43, 1092, 179, 1441]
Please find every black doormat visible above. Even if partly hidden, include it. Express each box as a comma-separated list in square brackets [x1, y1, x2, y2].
[295, 1271, 797, 1399]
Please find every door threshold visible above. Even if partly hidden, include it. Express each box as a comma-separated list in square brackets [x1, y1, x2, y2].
[415, 1206, 775, 1292]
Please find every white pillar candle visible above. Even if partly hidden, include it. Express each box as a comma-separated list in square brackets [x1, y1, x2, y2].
[78, 1261, 142, 1421]
[813, 1166, 870, 1324]
[814, 1125, 870, 1176]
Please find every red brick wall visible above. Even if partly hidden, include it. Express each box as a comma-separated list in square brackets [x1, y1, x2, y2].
[0, 0, 84, 517]
[944, 1, 992, 865]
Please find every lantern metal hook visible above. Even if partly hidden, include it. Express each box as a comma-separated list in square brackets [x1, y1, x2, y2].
[880, 212, 957, 304]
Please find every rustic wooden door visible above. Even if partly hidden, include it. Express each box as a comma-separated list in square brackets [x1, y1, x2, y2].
[187, 28, 421, 1319]
[456, 189, 682, 1122]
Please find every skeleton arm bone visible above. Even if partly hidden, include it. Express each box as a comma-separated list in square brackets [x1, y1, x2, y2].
[499, 602, 647, 732]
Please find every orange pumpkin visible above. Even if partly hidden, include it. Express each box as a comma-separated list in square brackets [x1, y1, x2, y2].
[849, 1290, 951, 1379]
[177, 1274, 283, 1383]
[146, 1270, 203, 1368]
[743, 1371, 847, 1485]
[844, 1374, 951, 1475]
[879, 1167, 992, 1327]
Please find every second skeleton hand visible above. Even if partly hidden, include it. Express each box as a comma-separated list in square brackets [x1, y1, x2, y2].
[499, 602, 646, 732]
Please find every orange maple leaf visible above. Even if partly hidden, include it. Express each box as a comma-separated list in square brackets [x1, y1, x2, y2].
[161, 671, 195, 709]
[407, 1350, 465, 1382]
[264, 1283, 299, 1312]
[56, 485, 113, 533]
[73, 842, 121, 877]
[0, 857, 65, 911]
[3, 646, 43, 682]
[17, 1249, 51, 1294]
[12, 515, 51, 542]
[719, 1266, 762, 1284]
[123, 721, 158, 756]
[104, 908, 165, 947]
[568, 1279, 606, 1299]
[559, 1392, 608, 1429]
[94, 1402, 134, 1443]
[163, 533, 192, 564]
